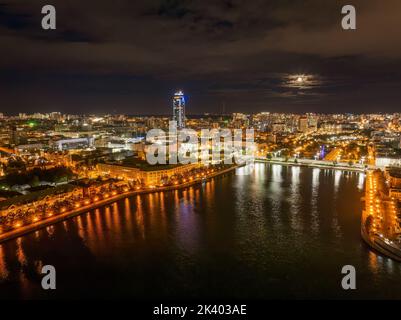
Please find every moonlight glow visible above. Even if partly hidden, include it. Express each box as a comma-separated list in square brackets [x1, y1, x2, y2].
[284, 74, 321, 90]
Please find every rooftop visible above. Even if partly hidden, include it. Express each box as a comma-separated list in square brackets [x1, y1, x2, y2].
[388, 168, 401, 179]
[112, 157, 182, 172]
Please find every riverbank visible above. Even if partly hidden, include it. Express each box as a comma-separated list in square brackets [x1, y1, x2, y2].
[0, 165, 239, 244]
[361, 219, 401, 262]
[361, 170, 401, 262]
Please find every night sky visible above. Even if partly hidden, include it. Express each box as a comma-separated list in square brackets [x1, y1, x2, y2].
[1, 0, 401, 115]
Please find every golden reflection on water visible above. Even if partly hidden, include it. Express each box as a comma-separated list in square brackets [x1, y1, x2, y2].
[334, 170, 341, 194]
[289, 166, 301, 231]
[148, 192, 155, 212]
[159, 192, 165, 210]
[111, 203, 120, 234]
[204, 179, 215, 207]
[331, 171, 343, 239]
[85, 211, 95, 249]
[94, 209, 103, 242]
[135, 195, 145, 239]
[35, 260, 43, 277]
[16, 237, 31, 297]
[69, 187, 207, 255]
[147, 193, 158, 229]
[104, 205, 112, 235]
[77, 215, 84, 239]
[0, 165, 398, 298]
[173, 190, 180, 214]
[156, 192, 167, 233]
[16, 237, 27, 267]
[86, 212, 93, 236]
[123, 198, 133, 235]
[46, 225, 55, 236]
[188, 187, 195, 206]
[310, 168, 320, 235]
[174, 185, 203, 253]
[0, 245, 9, 280]
[158, 192, 165, 225]
[62, 220, 68, 232]
[358, 172, 365, 191]
[368, 250, 378, 273]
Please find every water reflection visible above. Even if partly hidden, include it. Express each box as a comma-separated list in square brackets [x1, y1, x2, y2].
[310, 168, 320, 234]
[289, 166, 301, 231]
[272, 164, 283, 183]
[0, 163, 400, 299]
[358, 172, 365, 191]
[334, 170, 341, 194]
[0, 246, 8, 279]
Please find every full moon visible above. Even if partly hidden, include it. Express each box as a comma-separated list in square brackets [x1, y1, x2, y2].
[286, 74, 317, 89]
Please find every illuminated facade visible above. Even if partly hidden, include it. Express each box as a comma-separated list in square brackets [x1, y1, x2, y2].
[97, 162, 201, 186]
[173, 90, 185, 129]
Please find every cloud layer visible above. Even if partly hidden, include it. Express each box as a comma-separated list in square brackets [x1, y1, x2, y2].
[0, 0, 401, 114]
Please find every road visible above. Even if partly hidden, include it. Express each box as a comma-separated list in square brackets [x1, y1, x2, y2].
[324, 148, 341, 161]
[0, 147, 15, 154]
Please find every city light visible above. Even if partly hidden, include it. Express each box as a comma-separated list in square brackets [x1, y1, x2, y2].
[1, 0, 401, 302]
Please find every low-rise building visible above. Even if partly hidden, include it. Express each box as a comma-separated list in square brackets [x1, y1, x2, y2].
[97, 162, 201, 186]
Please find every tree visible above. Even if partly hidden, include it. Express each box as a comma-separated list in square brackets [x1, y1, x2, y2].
[5, 158, 26, 174]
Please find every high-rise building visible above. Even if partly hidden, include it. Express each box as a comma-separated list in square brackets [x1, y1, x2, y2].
[298, 116, 309, 133]
[173, 90, 185, 129]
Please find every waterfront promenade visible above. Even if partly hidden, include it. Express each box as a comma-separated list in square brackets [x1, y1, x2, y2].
[0, 165, 239, 244]
[361, 170, 401, 262]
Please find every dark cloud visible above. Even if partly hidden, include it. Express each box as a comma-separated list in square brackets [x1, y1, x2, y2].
[0, 3, 34, 30]
[0, 0, 400, 114]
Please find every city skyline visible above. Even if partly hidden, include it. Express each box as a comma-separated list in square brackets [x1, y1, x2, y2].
[1, 105, 401, 300]
[4, 110, 401, 117]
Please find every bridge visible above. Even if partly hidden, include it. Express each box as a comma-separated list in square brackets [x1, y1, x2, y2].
[255, 156, 377, 171]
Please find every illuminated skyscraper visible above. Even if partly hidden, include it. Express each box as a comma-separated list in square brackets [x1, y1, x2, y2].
[173, 90, 185, 129]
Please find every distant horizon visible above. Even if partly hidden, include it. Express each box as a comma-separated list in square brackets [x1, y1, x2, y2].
[2, 111, 400, 117]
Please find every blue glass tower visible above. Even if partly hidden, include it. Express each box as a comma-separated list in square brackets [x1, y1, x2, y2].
[173, 90, 185, 129]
